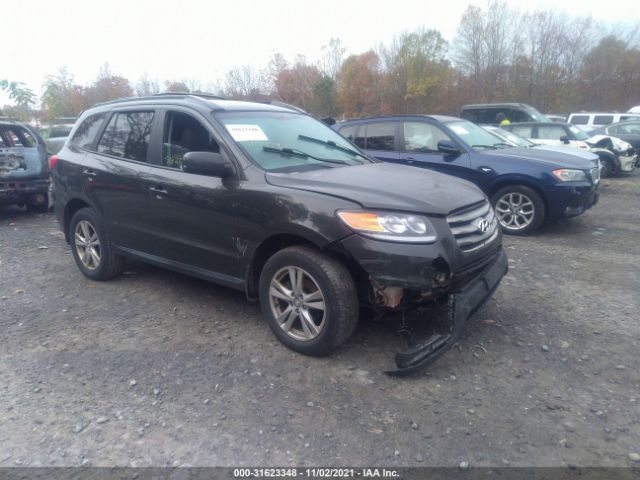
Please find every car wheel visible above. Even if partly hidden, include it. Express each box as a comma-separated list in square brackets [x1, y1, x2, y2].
[259, 245, 358, 356]
[491, 185, 545, 235]
[69, 207, 124, 280]
[26, 195, 49, 213]
[600, 158, 613, 177]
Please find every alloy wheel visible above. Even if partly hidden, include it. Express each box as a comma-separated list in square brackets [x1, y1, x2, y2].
[269, 266, 326, 341]
[74, 220, 101, 270]
[495, 192, 535, 230]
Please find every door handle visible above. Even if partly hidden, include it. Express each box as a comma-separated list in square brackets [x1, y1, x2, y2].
[149, 186, 168, 195]
[82, 169, 97, 176]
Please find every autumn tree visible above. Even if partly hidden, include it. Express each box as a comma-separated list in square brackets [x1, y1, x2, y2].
[85, 64, 133, 105]
[274, 57, 323, 111]
[379, 29, 451, 114]
[41, 68, 88, 120]
[337, 51, 381, 118]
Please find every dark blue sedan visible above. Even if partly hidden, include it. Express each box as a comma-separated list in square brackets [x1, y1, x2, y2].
[334, 116, 600, 234]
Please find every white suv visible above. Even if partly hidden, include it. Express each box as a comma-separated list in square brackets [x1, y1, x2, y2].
[567, 112, 640, 132]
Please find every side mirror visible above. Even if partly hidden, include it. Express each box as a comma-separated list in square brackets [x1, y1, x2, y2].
[560, 135, 570, 144]
[182, 151, 233, 177]
[437, 140, 461, 155]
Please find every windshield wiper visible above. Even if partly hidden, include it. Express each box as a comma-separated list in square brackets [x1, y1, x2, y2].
[297, 134, 367, 161]
[471, 144, 498, 150]
[262, 146, 349, 165]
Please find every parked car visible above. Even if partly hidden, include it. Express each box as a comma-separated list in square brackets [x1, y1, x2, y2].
[589, 120, 640, 157]
[501, 122, 636, 176]
[546, 114, 567, 123]
[567, 112, 640, 132]
[628, 106, 640, 114]
[0, 121, 50, 211]
[460, 103, 549, 125]
[43, 121, 76, 154]
[51, 93, 508, 375]
[483, 125, 601, 161]
[334, 116, 600, 235]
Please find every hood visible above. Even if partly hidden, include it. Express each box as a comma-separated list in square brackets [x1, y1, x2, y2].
[265, 162, 485, 216]
[489, 146, 597, 169]
[532, 145, 599, 160]
[586, 134, 633, 153]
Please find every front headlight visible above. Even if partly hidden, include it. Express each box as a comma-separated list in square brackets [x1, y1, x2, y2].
[552, 168, 588, 182]
[337, 211, 437, 243]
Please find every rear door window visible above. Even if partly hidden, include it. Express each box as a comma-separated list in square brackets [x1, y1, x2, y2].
[593, 115, 613, 126]
[570, 115, 589, 125]
[364, 122, 396, 151]
[510, 125, 533, 138]
[0, 126, 36, 147]
[97, 111, 155, 162]
[70, 113, 107, 150]
[536, 125, 566, 140]
[338, 125, 360, 144]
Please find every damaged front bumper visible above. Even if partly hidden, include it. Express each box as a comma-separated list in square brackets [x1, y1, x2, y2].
[618, 154, 637, 173]
[387, 248, 508, 375]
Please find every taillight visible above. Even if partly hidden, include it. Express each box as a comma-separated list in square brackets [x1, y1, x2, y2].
[49, 155, 59, 170]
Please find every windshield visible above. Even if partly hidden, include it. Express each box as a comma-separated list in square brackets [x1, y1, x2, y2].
[568, 125, 589, 140]
[492, 127, 534, 147]
[217, 112, 369, 172]
[525, 107, 549, 122]
[447, 120, 511, 150]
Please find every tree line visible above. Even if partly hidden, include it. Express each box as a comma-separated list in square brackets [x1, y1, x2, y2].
[2, 1, 639, 123]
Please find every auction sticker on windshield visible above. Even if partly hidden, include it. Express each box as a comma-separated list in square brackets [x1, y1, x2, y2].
[226, 124, 268, 142]
[450, 125, 469, 135]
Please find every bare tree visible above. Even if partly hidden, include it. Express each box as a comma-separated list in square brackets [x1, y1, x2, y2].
[319, 38, 347, 80]
[135, 74, 160, 96]
[223, 65, 265, 99]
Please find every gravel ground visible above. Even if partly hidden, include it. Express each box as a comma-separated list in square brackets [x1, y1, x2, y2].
[1, 172, 639, 468]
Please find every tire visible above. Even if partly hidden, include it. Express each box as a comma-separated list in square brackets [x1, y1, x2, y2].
[69, 207, 125, 280]
[600, 158, 613, 178]
[26, 196, 49, 213]
[259, 245, 358, 357]
[491, 185, 545, 235]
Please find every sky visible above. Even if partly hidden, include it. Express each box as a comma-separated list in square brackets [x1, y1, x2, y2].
[2, 0, 639, 105]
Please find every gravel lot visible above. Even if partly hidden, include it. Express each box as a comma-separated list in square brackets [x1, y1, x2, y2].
[1, 172, 639, 468]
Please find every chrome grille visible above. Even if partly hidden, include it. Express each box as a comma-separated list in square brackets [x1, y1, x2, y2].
[447, 200, 499, 253]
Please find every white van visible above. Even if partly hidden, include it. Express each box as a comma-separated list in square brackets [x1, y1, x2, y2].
[567, 112, 640, 132]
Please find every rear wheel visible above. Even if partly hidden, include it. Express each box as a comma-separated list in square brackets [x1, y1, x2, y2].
[259, 245, 358, 356]
[491, 185, 545, 235]
[69, 207, 124, 280]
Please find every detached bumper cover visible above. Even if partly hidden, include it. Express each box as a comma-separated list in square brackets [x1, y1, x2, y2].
[387, 248, 508, 376]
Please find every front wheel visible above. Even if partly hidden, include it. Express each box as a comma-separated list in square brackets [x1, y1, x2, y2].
[491, 185, 545, 235]
[259, 246, 358, 357]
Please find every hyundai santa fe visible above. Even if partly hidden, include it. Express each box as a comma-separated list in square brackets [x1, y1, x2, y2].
[52, 94, 508, 374]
